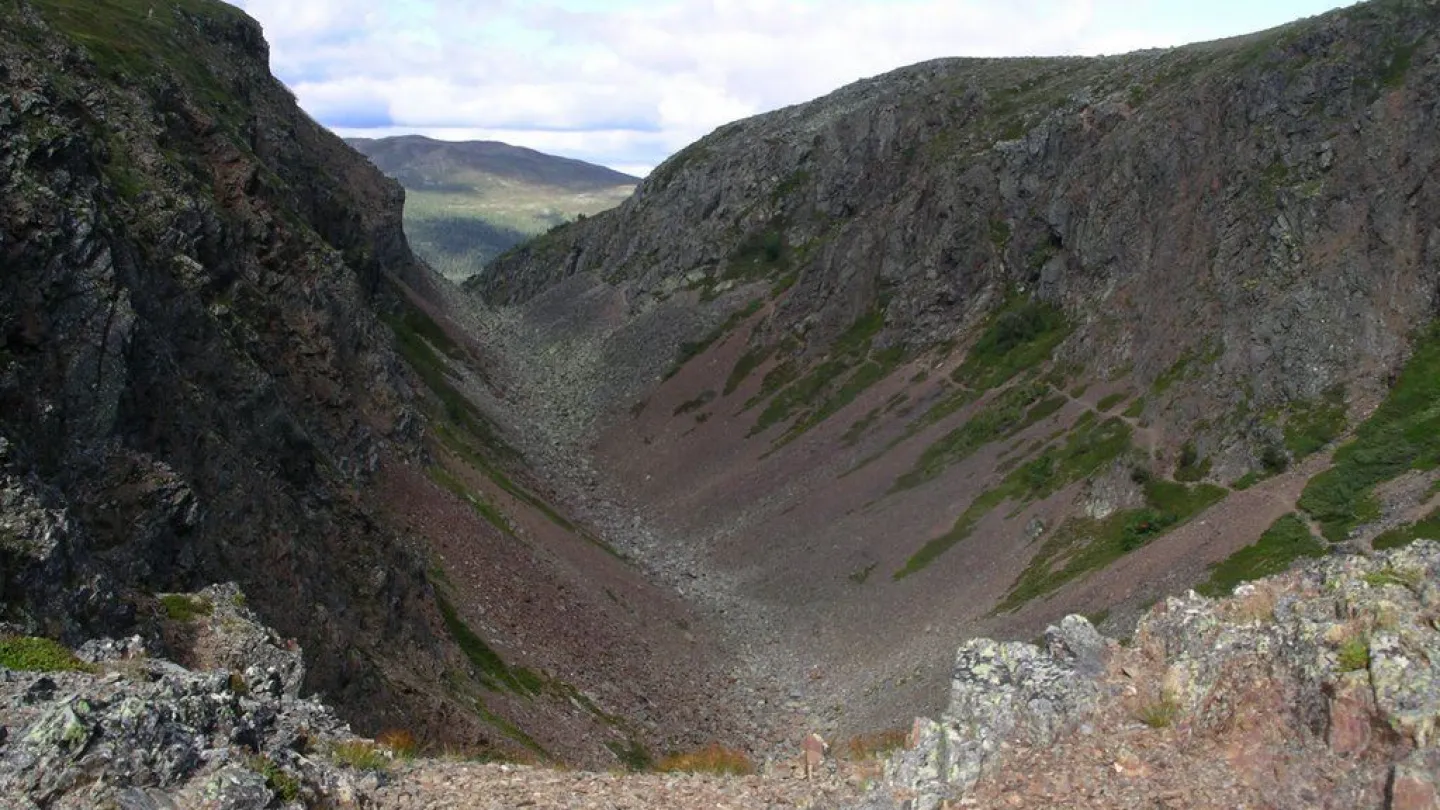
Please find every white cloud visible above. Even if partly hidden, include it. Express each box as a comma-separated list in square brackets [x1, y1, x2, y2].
[232, 0, 1344, 175]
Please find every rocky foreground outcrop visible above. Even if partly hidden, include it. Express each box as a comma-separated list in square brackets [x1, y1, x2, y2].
[863, 541, 1440, 809]
[8, 545, 1438, 809]
[1, 585, 385, 809]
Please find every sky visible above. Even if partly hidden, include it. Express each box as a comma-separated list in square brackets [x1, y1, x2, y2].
[231, 0, 1349, 177]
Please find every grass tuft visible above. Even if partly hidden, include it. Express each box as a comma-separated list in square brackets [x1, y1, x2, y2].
[331, 740, 391, 772]
[1137, 694, 1180, 729]
[246, 754, 301, 802]
[1336, 636, 1370, 672]
[1095, 392, 1128, 412]
[842, 729, 909, 760]
[376, 729, 420, 759]
[656, 743, 755, 776]
[0, 636, 95, 673]
[159, 593, 213, 622]
[1363, 567, 1421, 589]
[606, 737, 654, 772]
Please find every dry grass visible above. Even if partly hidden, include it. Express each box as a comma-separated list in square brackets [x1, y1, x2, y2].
[1226, 583, 1279, 624]
[376, 728, 420, 759]
[655, 743, 755, 776]
[842, 728, 909, 761]
[331, 740, 391, 771]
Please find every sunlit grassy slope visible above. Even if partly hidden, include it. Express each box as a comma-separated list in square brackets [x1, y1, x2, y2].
[348, 136, 637, 281]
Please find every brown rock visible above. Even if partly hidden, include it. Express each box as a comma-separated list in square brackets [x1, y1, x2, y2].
[1390, 752, 1440, 810]
[1328, 673, 1378, 757]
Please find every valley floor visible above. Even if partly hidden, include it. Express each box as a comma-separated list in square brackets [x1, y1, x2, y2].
[373, 761, 865, 809]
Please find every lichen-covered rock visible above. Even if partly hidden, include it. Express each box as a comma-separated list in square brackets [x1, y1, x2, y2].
[0, 588, 380, 809]
[859, 542, 1440, 809]
[880, 616, 1109, 809]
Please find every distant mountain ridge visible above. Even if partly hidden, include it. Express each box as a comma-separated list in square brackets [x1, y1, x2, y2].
[347, 135, 638, 280]
[346, 135, 639, 191]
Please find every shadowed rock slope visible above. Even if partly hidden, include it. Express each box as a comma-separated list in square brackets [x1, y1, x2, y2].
[472, 0, 1440, 740]
[0, 0, 736, 769]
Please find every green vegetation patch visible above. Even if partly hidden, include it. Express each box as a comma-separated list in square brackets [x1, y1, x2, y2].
[435, 591, 545, 696]
[1381, 38, 1420, 89]
[32, 0, 253, 130]
[746, 306, 908, 444]
[386, 294, 584, 541]
[869, 295, 1070, 478]
[606, 738, 655, 772]
[891, 383, 1048, 492]
[724, 228, 790, 282]
[665, 299, 764, 379]
[1298, 326, 1440, 541]
[1337, 636, 1371, 672]
[433, 423, 577, 535]
[160, 593, 214, 622]
[673, 390, 716, 417]
[428, 466, 517, 539]
[1282, 385, 1347, 460]
[1230, 471, 1262, 491]
[1173, 441, 1212, 483]
[0, 636, 95, 673]
[246, 755, 301, 801]
[996, 478, 1225, 611]
[473, 701, 549, 760]
[1095, 392, 1128, 412]
[1364, 566, 1422, 588]
[895, 415, 1133, 579]
[331, 741, 391, 772]
[841, 408, 882, 448]
[949, 297, 1071, 393]
[1195, 513, 1326, 597]
[1372, 507, 1440, 551]
[1151, 353, 1193, 396]
[724, 344, 775, 396]
[385, 299, 518, 467]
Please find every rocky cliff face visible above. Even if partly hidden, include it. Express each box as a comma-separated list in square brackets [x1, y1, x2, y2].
[0, 0, 461, 739]
[479, 0, 1439, 450]
[467, 0, 1440, 743]
[0, 0, 725, 768]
